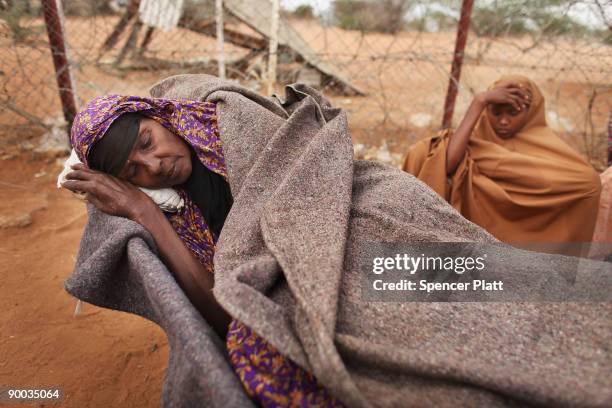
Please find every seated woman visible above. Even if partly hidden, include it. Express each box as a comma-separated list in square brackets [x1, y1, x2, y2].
[402, 75, 601, 244]
[63, 95, 343, 407]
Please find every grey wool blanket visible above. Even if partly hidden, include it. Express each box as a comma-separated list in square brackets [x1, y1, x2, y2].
[65, 74, 612, 408]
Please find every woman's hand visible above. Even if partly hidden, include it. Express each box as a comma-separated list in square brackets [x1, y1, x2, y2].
[61, 163, 155, 220]
[476, 83, 531, 112]
[63, 165, 231, 337]
[444, 83, 529, 175]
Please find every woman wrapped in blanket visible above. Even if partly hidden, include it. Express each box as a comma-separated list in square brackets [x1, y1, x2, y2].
[62, 95, 344, 407]
[402, 75, 601, 244]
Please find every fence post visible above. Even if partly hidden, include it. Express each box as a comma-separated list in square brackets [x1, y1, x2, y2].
[41, 0, 77, 132]
[216, 0, 226, 80]
[267, 0, 280, 95]
[441, 0, 474, 129]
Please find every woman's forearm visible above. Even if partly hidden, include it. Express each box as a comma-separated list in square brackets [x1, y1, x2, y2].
[62, 165, 232, 336]
[445, 95, 487, 175]
[132, 203, 231, 337]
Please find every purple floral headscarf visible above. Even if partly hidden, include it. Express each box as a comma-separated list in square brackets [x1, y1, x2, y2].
[71, 94, 226, 177]
[70, 94, 226, 272]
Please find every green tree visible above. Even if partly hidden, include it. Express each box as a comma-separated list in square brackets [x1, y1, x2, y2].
[334, 0, 412, 33]
[293, 4, 315, 19]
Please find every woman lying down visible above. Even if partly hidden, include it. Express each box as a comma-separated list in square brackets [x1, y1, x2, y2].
[61, 74, 611, 408]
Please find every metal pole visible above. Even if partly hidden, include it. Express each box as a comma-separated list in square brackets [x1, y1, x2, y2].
[41, 0, 77, 129]
[216, 0, 226, 79]
[267, 0, 279, 95]
[441, 0, 474, 129]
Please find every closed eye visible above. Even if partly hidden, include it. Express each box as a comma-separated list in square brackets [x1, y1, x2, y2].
[141, 130, 152, 150]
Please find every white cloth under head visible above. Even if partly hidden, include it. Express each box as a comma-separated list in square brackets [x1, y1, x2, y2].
[57, 149, 184, 213]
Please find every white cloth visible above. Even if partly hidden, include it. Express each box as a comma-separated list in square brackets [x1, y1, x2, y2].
[57, 149, 184, 213]
[138, 0, 185, 31]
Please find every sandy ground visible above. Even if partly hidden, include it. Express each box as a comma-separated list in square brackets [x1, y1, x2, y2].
[0, 146, 168, 407]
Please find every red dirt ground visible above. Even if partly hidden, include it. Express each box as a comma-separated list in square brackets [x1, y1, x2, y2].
[0, 148, 168, 407]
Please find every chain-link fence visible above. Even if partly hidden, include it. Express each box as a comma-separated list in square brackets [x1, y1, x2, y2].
[1, 0, 610, 169]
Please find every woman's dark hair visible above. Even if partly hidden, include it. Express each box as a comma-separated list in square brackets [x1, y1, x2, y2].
[88, 112, 142, 176]
[182, 147, 233, 237]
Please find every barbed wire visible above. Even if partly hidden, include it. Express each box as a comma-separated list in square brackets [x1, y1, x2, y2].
[0, 0, 610, 169]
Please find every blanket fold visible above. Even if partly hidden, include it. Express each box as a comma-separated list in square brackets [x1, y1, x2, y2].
[65, 207, 255, 408]
[66, 74, 611, 408]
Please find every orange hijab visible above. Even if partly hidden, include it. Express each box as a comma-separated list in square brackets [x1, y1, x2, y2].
[403, 75, 601, 243]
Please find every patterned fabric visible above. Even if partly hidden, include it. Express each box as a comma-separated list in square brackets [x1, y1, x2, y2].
[71, 94, 342, 407]
[166, 189, 217, 272]
[227, 320, 345, 408]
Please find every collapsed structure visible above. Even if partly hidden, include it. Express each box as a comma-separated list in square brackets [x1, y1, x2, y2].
[99, 0, 365, 95]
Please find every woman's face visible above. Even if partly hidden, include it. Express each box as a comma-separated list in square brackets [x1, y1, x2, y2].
[486, 103, 530, 139]
[117, 118, 192, 189]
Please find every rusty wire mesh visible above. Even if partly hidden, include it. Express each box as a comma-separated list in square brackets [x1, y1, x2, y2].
[1, 0, 610, 169]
